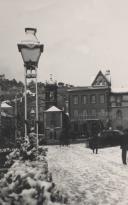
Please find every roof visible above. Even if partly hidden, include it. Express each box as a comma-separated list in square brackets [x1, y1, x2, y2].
[68, 86, 109, 92]
[111, 87, 128, 94]
[45, 106, 62, 112]
[68, 86, 128, 94]
[91, 70, 111, 87]
[23, 89, 35, 96]
[1, 102, 12, 108]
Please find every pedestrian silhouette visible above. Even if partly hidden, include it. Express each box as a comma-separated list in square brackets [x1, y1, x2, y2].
[121, 129, 128, 165]
[91, 122, 100, 154]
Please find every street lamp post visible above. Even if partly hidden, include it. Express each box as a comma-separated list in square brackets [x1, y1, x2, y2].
[0, 97, 1, 140]
[30, 108, 35, 128]
[18, 28, 44, 152]
[14, 94, 18, 142]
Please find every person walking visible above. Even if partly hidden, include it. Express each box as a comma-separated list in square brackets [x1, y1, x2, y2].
[92, 135, 98, 154]
[121, 129, 128, 165]
[88, 133, 99, 154]
[91, 122, 100, 154]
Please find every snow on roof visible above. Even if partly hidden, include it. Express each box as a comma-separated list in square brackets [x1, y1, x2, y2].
[68, 86, 108, 92]
[105, 74, 111, 83]
[23, 90, 35, 96]
[111, 87, 128, 93]
[3, 100, 10, 104]
[45, 106, 62, 112]
[1, 102, 12, 108]
[90, 75, 95, 85]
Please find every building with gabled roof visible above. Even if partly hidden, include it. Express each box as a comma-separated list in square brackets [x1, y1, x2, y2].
[68, 70, 111, 128]
[68, 69, 128, 132]
[91, 70, 111, 87]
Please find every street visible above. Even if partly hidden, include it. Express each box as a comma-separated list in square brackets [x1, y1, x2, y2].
[47, 144, 128, 205]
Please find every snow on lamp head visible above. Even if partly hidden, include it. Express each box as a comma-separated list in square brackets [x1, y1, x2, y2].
[18, 28, 44, 67]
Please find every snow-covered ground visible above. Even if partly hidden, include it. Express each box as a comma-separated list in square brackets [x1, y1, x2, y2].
[47, 144, 128, 205]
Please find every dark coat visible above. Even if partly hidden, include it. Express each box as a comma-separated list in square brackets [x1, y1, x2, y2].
[121, 131, 128, 150]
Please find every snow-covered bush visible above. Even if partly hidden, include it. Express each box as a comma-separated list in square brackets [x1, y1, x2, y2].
[0, 137, 68, 204]
[0, 159, 68, 204]
[5, 136, 48, 168]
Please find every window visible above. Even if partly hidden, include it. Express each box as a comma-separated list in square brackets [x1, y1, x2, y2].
[90, 95, 96, 103]
[123, 95, 128, 101]
[100, 109, 106, 117]
[100, 94, 105, 104]
[81, 95, 87, 104]
[110, 96, 115, 102]
[117, 96, 121, 103]
[91, 109, 96, 117]
[94, 75, 107, 86]
[111, 102, 116, 107]
[122, 102, 128, 106]
[74, 110, 79, 118]
[116, 110, 122, 120]
[50, 91, 55, 100]
[83, 110, 87, 119]
[116, 96, 121, 106]
[73, 95, 78, 104]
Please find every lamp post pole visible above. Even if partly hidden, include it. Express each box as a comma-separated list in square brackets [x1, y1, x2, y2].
[14, 94, 18, 141]
[24, 66, 28, 138]
[0, 97, 1, 140]
[35, 67, 39, 152]
[0, 86, 2, 140]
[18, 28, 44, 152]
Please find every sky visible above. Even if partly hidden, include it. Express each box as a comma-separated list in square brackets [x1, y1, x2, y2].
[0, 0, 128, 87]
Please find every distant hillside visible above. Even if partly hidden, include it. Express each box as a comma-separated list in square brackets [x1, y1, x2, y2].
[0, 76, 74, 101]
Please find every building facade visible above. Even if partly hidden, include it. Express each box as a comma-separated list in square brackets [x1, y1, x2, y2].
[68, 70, 128, 131]
[69, 87, 110, 123]
[109, 89, 128, 130]
[68, 70, 111, 127]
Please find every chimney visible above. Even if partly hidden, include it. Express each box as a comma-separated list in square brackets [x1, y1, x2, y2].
[105, 70, 111, 85]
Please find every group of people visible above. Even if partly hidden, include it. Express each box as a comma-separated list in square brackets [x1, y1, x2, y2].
[89, 128, 128, 165]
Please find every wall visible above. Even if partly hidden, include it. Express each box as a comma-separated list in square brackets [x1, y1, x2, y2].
[68, 86, 110, 126]
[109, 92, 128, 130]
